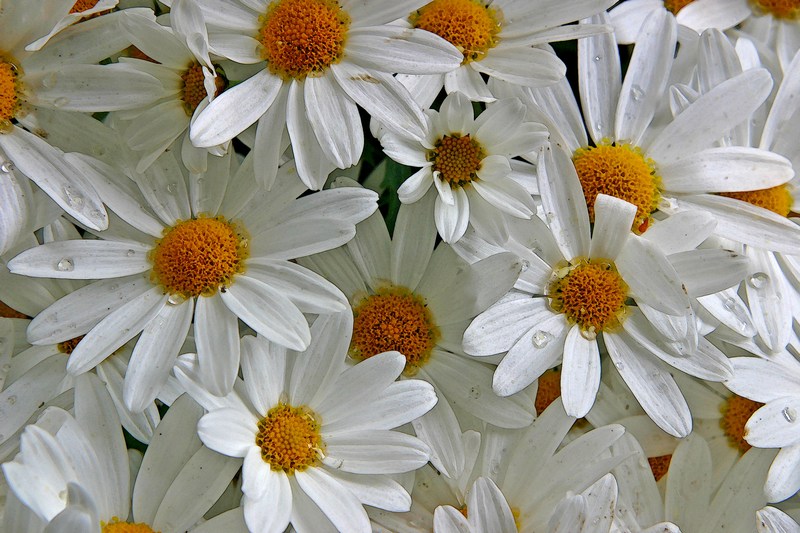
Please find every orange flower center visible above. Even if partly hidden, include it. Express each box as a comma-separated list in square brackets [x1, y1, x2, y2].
[181, 63, 227, 115]
[548, 258, 629, 335]
[721, 394, 764, 453]
[430, 134, 484, 188]
[0, 301, 27, 319]
[573, 143, 662, 233]
[101, 518, 159, 533]
[256, 403, 323, 473]
[70, 0, 100, 13]
[258, 0, 350, 80]
[149, 217, 249, 299]
[648, 454, 673, 481]
[0, 57, 21, 126]
[749, 0, 800, 19]
[535, 368, 562, 416]
[718, 184, 793, 217]
[57, 335, 85, 355]
[411, 0, 501, 63]
[350, 286, 440, 374]
[663, 0, 695, 15]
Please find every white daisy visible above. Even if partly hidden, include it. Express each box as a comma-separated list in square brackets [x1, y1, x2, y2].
[380, 91, 547, 243]
[2, 378, 241, 533]
[7, 150, 375, 409]
[0, 4, 164, 230]
[298, 184, 533, 476]
[396, 0, 616, 107]
[174, 312, 437, 533]
[187, 0, 463, 189]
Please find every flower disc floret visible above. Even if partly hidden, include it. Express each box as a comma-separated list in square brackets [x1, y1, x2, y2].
[57, 335, 85, 355]
[256, 403, 323, 473]
[648, 454, 672, 481]
[149, 216, 249, 299]
[258, 0, 350, 80]
[181, 64, 226, 115]
[101, 518, 159, 533]
[749, 0, 800, 19]
[351, 286, 440, 372]
[548, 258, 629, 334]
[572, 143, 662, 232]
[411, 0, 501, 63]
[430, 134, 484, 188]
[663, 0, 695, 14]
[719, 185, 793, 217]
[0, 58, 21, 126]
[535, 368, 562, 416]
[0, 301, 27, 319]
[722, 394, 764, 453]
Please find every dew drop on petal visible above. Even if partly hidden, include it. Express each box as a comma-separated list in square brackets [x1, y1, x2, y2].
[166, 182, 177, 194]
[747, 272, 769, 289]
[630, 85, 645, 101]
[531, 330, 552, 348]
[126, 249, 135, 257]
[0, 160, 14, 172]
[521, 259, 530, 272]
[580, 328, 598, 341]
[7, 395, 16, 405]
[63, 187, 84, 208]
[56, 258, 74, 272]
[723, 298, 736, 310]
[593, 55, 601, 62]
[783, 407, 796, 423]
[53, 97, 69, 107]
[167, 293, 187, 306]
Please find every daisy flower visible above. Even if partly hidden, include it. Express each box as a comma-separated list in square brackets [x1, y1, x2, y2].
[463, 158, 741, 438]
[491, 9, 795, 239]
[298, 184, 533, 476]
[610, 0, 800, 71]
[7, 150, 375, 409]
[187, 0, 463, 190]
[0, 4, 164, 230]
[380, 91, 547, 243]
[2, 378, 241, 533]
[174, 312, 437, 533]
[396, 0, 616, 107]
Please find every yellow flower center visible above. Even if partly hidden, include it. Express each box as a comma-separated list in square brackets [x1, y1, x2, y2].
[149, 216, 249, 299]
[718, 185, 793, 217]
[256, 403, 323, 473]
[57, 335, 85, 355]
[258, 0, 350, 80]
[648, 454, 673, 481]
[572, 143, 662, 233]
[101, 518, 159, 533]
[350, 286, 440, 374]
[70, 0, 100, 13]
[0, 300, 27, 319]
[0, 57, 22, 127]
[430, 134, 484, 189]
[721, 394, 763, 453]
[535, 368, 562, 416]
[749, 0, 800, 19]
[663, 0, 695, 15]
[411, 0, 502, 63]
[181, 63, 227, 115]
[548, 258, 629, 335]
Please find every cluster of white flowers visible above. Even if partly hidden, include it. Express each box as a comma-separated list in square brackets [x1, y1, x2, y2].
[1, 0, 800, 532]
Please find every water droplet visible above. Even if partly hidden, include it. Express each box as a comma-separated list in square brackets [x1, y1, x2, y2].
[594, 122, 603, 132]
[783, 407, 796, 423]
[630, 85, 645, 101]
[723, 298, 736, 310]
[53, 97, 69, 107]
[580, 328, 597, 341]
[1, 364, 10, 374]
[56, 258, 74, 272]
[531, 330, 552, 348]
[167, 294, 186, 306]
[747, 272, 769, 289]
[126, 249, 135, 257]
[166, 183, 177, 194]
[63, 187, 84, 208]
[521, 259, 530, 272]
[109, 283, 118, 291]
[593, 55, 602, 62]
[489, 460, 501, 475]
[614, 361, 624, 371]
[90, 209, 103, 219]
[0, 160, 14, 172]
[469, 386, 481, 399]
[7, 395, 16, 405]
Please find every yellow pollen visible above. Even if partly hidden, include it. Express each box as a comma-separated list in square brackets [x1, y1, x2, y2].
[57, 335, 85, 355]
[721, 394, 763, 453]
[535, 368, 562, 416]
[663, 0, 695, 15]
[70, 0, 100, 13]
[459, 504, 469, 518]
[572, 143, 662, 233]
[749, 0, 800, 19]
[430, 134, 484, 189]
[0, 58, 21, 126]
[718, 185, 793, 217]
[126, 46, 157, 63]
[0, 300, 28, 319]
[548, 258, 629, 334]
[350, 286, 440, 374]
[411, 0, 502, 63]
[101, 517, 159, 533]
[149, 216, 249, 299]
[648, 454, 672, 482]
[256, 403, 323, 473]
[258, 0, 350, 80]
[181, 64, 227, 115]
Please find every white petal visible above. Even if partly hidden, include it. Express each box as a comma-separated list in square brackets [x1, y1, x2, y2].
[345, 26, 461, 74]
[195, 294, 241, 396]
[8, 240, 151, 279]
[197, 408, 258, 457]
[472, 46, 566, 87]
[295, 468, 371, 533]
[579, 13, 621, 145]
[589, 194, 635, 259]
[323, 430, 430, 474]
[561, 325, 602, 418]
[305, 74, 363, 168]
[746, 398, 800, 448]
[434, 187, 469, 243]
